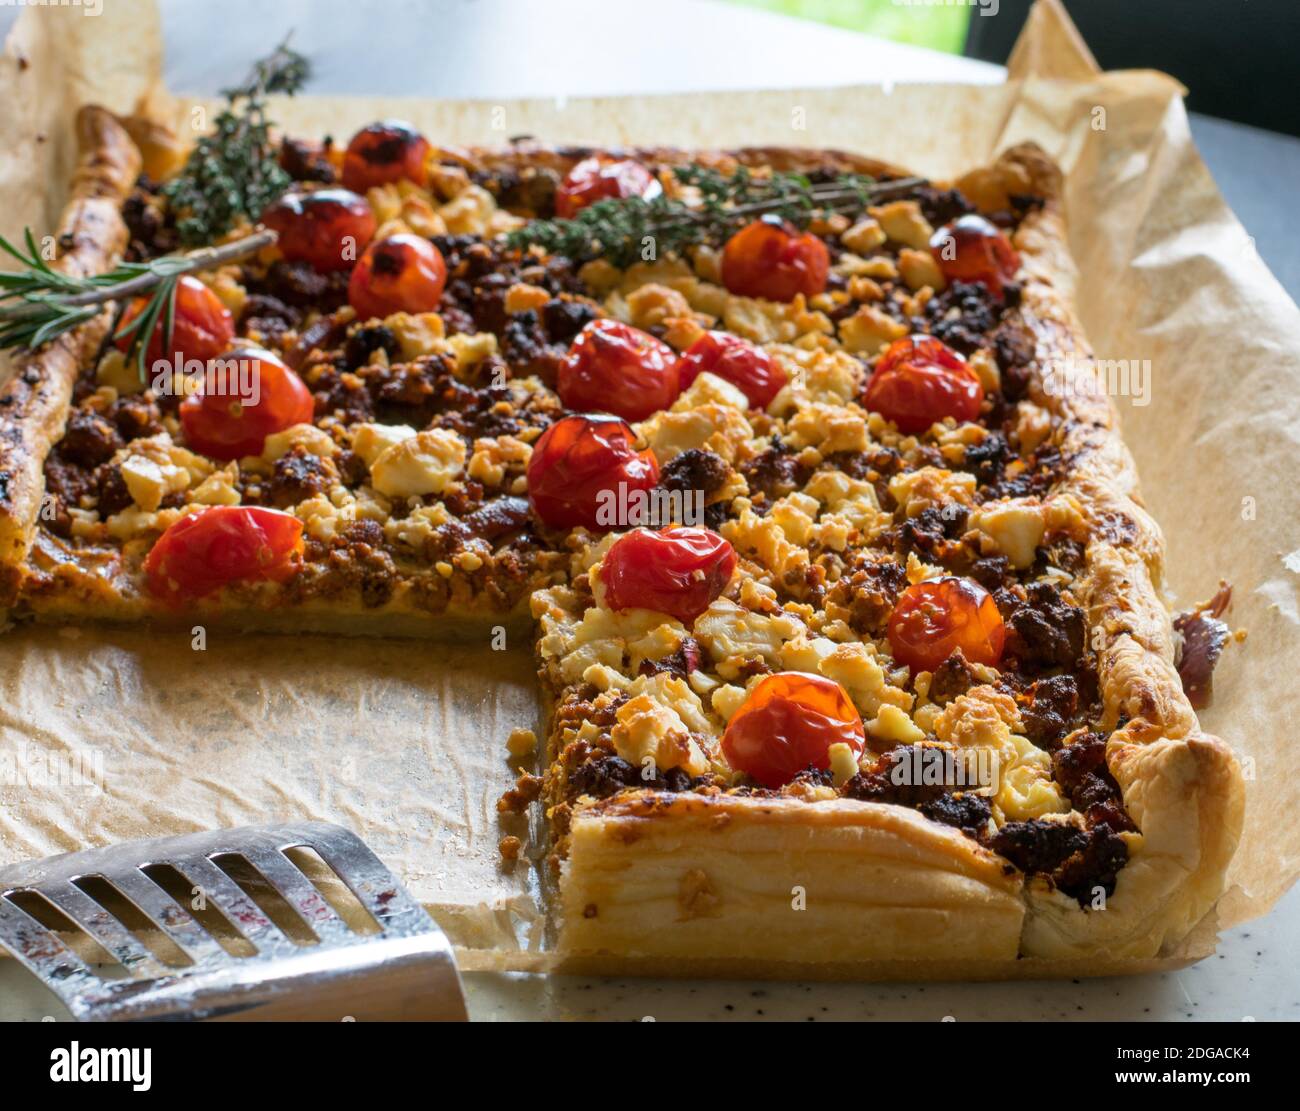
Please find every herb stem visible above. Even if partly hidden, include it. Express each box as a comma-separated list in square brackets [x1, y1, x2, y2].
[0, 230, 277, 324]
[507, 167, 931, 267]
[659, 177, 928, 230]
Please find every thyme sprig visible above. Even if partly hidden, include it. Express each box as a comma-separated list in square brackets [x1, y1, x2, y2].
[506, 165, 927, 267]
[163, 36, 310, 247]
[0, 229, 276, 376]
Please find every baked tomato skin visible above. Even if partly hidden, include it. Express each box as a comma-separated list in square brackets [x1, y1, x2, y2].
[144, 505, 304, 604]
[348, 234, 448, 320]
[341, 120, 430, 192]
[887, 577, 1006, 673]
[527, 414, 659, 531]
[179, 346, 315, 461]
[555, 156, 661, 218]
[261, 188, 376, 272]
[675, 330, 786, 409]
[600, 527, 736, 626]
[720, 215, 830, 302]
[557, 319, 680, 422]
[862, 334, 983, 434]
[929, 214, 1021, 298]
[116, 275, 234, 369]
[721, 672, 865, 789]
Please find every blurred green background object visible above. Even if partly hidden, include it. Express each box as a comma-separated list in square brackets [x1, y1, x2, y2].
[726, 0, 970, 53]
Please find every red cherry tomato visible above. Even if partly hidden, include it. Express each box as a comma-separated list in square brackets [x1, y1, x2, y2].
[116, 275, 234, 369]
[721, 672, 865, 789]
[180, 346, 315, 461]
[676, 330, 786, 409]
[348, 234, 448, 320]
[600, 527, 736, 625]
[929, 214, 1021, 298]
[862, 334, 983, 434]
[144, 506, 304, 604]
[720, 216, 830, 302]
[262, 188, 376, 272]
[527, 414, 660, 531]
[341, 121, 430, 192]
[887, 577, 1006, 673]
[555, 156, 662, 218]
[557, 319, 680, 422]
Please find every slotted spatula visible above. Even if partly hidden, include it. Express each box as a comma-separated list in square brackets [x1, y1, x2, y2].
[0, 821, 467, 1021]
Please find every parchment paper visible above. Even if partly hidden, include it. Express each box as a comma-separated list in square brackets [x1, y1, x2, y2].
[1, 0, 1296, 968]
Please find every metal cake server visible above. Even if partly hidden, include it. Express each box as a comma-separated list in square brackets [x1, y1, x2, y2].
[0, 821, 467, 1021]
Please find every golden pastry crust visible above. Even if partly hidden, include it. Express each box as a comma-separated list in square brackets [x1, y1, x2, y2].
[987, 143, 1245, 957]
[433, 141, 906, 182]
[560, 791, 1025, 967]
[0, 106, 138, 607]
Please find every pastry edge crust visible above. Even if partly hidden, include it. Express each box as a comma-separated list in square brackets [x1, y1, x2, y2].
[16, 588, 533, 640]
[993, 143, 1244, 958]
[560, 792, 1026, 966]
[0, 106, 138, 607]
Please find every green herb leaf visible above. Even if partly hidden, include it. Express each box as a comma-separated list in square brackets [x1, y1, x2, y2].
[163, 36, 310, 247]
[506, 165, 927, 266]
[0, 229, 275, 371]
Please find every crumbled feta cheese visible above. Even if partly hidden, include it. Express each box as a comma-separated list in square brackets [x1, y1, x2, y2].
[350, 423, 416, 467]
[369, 429, 466, 498]
[968, 498, 1046, 569]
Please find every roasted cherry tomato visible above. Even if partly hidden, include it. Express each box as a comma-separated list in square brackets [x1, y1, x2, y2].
[862, 334, 983, 434]
[348, 234, 448, 320]
[557, 319, 680, 422]
[145, 505, 304, 603]
[261, 188, 377, 272]
[720, 215, 830, 302]
[277, 136, 336, 181]
[929, 214, 1021, 298]
[554, 156, 662, 218]
[179, 346, 315, 460]
[675, 330, 786, 409]
[341, 120, 430, 192]
[116, 275, 234, 369]
[527, 414, 659, 531]
[721, 672, 865, 789]
[600, 527, 736, 626]
[887, 577, 1006, 673]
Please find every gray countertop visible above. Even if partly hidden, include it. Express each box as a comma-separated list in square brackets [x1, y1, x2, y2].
[1, 0, 1294, 1022]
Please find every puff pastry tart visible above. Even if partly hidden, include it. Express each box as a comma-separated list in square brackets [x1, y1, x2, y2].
[0, 106, 1244, 973]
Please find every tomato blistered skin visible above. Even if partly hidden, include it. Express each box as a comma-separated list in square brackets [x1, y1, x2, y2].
[557, 319, 680, 422]
[862, 334, 983, 435]
[600, 527, 737, 626]
[555, 156, 662, 218]
[179, 346, 315, 461]
[348, 234, 448, 321]
[262, 188, 376, 272]
[144, 505, 304, 604]
[887, 577, 1006, 673]
[721, 672, 865, 789]
[116, 275, 234, 370]
[720, 216, 830, 302]
[527, 414, 660, 531]
[929, 214, 1021, 298]
[675, 330, 786, 410]
[341, 120, 430, 192]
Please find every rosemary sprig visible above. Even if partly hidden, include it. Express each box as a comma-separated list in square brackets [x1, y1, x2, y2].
[163, 36, 310, 247]
[506, 165, 927, 267]
[0, 229, 276, 376]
